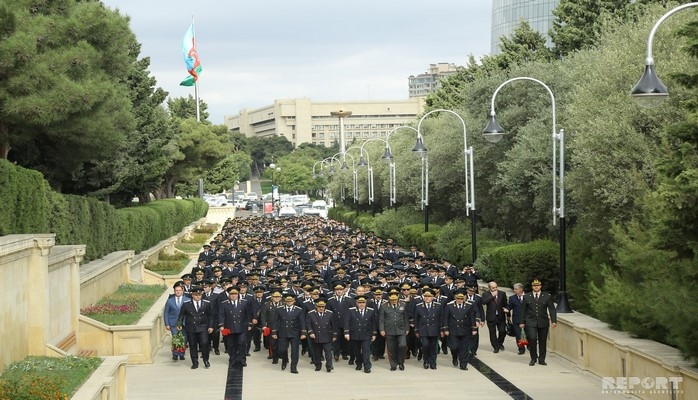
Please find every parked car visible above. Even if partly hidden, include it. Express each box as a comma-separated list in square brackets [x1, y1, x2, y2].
[278, 206, 297, 217]
[303, 200, 328, 218]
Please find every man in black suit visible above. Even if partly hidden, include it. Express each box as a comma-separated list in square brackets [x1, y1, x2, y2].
[481, 281, 509, 353]
[178, 286, 214, 369]
[202, 279, 221, 355]
[520, 279, 557, 366]
[442, 288, 480, 370]
[218, 286, 255, 367]
[306, 297, 336, 372]
[465, 285, 484, 356]
[271, 293, 307, 373]
[413, 289, 442, 369]
[508, 283, 526, 355]
[343, 295, 377, 373]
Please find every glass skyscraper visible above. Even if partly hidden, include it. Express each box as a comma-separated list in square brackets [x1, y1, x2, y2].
[491, 0, 559, 54]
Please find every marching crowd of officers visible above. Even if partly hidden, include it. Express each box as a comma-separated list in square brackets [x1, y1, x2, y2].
[163, 215, 557, 373]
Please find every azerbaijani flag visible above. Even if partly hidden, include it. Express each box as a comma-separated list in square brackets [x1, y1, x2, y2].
[180, 23, 202, 87]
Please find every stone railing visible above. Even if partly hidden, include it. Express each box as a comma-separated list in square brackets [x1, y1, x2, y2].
[71, 356, 128, 400]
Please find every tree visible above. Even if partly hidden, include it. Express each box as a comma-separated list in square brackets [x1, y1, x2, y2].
[0, 0, 137, 191]
[160, 119, 228, 197]
[247, 135, 294, 176]
[205, 153, 252, 194]
[167, 95, 210, 123]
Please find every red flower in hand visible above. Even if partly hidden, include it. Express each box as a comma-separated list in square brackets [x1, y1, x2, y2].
[221, 328, 231, 336]
[517, 338, 529, 346]
[262, 327, 271, 337]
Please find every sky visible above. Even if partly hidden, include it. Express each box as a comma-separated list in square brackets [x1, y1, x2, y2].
[100, 1, 493, 124]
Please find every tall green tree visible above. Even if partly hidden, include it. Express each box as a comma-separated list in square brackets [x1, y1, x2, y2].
[0, 0, 137, 191]
[167, 95, 210, 123]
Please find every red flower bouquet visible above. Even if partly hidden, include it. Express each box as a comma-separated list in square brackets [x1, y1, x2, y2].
[262, 327, 271, 337]
[171, 331, 187, 354]
[517, 330, 529, 347]
[221, 328, 231, 336]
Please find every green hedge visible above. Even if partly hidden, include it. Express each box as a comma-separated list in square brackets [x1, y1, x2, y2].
[478, 240, 560, 295]
[0, 159, 208, 261]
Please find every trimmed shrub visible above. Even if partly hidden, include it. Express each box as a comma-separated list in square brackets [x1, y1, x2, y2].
[481, 240, 560, 295]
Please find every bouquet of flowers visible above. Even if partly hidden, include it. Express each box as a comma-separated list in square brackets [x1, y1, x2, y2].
[171, 331, 187, 354]
[221, 328, 231, 337]
[262, 327, 271, 337]
[517, 329, 529, 347]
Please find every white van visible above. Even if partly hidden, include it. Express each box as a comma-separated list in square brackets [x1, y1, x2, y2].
[304, 200, 328, 218]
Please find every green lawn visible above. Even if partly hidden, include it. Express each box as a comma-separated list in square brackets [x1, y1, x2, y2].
[0, 355, 102, 399]
[146, 252, 191, 275]
[176, 232, 211, 253]
[81, 283, 166, 325]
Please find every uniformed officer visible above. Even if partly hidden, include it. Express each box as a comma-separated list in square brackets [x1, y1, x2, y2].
[520, 279, 557, 366]
[271, 293, 307, 373]
[218, 286, 255, 368]
[306, 297, 336, 372]
[177, 286, 214, 369]
[261, 289, 283, 363]
[413, 289, 442, 369]
[442, 288, 480, 370]
[379, 287, 409, 371]
[343, 295, 377, 373]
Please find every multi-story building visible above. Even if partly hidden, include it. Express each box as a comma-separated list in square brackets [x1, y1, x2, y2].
[224, 98, 425, 148]
[408, 63, 459, 98]
[491, 0, 559, 54]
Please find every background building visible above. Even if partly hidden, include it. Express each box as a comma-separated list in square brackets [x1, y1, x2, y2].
[224, 98, 425, 148]
[491, 0, 559, 54]
[408, 63, 459, 98]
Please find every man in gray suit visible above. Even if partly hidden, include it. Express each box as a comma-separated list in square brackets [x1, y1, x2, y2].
[306, 297, 336, 372]
[379, 287, 409, 371]
[519, 279, 557, 366]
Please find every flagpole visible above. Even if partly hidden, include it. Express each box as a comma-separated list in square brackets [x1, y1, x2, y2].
[195, 80, 201, 122]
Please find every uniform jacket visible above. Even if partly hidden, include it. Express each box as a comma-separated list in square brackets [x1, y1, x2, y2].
[326, 295, 351, 329]
[343, 306, 378, 341]
[261, 301, 282, 328]
[520, 291, 557, 328]
[378, 301, 409, 335]
[441, 301, 480, 336]
[271, 305, 307, 338]
[481, 290, 509, 322]
[306, 309, 336, 343]
[413, 301, 442, 337]
[178, 298, 214, 333]
[465, 293, 484, 322]
[218, 298, 254, 334]
[164, 295, 190, 327]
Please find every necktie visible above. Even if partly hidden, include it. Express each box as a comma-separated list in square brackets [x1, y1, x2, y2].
[288, 307, 292, 313]
[360, 310, 364, 317]
[320, 313, 323, 318]
[176, 297, 181, 307]
[459, 304, 462, 310]
[195, 301, 199, 311]
[535, 294, 539, 300]
[519, 296, 523, 302]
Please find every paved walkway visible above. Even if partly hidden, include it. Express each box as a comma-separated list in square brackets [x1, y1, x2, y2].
[127, 334, 632, 400]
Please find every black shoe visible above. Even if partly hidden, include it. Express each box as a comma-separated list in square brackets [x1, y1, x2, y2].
[442, 348, 448, 354]
[326, 366, 333, 372]
[272, 359, 278, 364]
[355, 364, 362, 371]
[172, 356, 178, 361]
[191, 364, 198, 369]
[242, 362, 247, 367]
[372, 356, 379, 361]
[348, 360, 354, 365]
[290, 369, 298, 374]
[204, 361, 210, 368]
[246, 353, 251, 356]
[334, 355, 339, 361]
[281, 361, 288, 370]
[342, 355, 349, 360]
[494, 348, 499, 353]
[364, 368, 371, 373]
[214, 348, 220, 355]
[254, 347, 261, 352]
[378, 356, 385, 359]
[417, 352, 423, 361]
[267, 355, 273, 359]
[315, 365, 322, 371]
[302, 348, 307, 355]
[430, 364, 437, 370]
[529, 360, 536, 366]
[500, 344, 505, 351]
[539, 361, 547, 365]
[452, 358, 458, 367]
[518, 348, 525, 355]
[390, 366, 397, 371]
[179, 355, 185, 360]
[460, 365, 468, 370]
[398, 364, 405, 371]
[423, 363, 429, 369]
[472, 352, 477, 356]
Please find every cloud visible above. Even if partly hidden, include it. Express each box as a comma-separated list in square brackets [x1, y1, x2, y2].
[102, 0, 492, 122]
